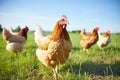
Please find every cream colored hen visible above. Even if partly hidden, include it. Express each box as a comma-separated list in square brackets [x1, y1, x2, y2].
[2, 26, 29, 52]
[97, 30, 111, 49]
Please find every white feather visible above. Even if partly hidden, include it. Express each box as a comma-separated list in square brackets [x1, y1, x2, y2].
[97, 32, 111, 48]
[34, 25, 46, 44]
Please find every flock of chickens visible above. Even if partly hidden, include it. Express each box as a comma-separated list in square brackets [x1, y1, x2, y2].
[2, 15, 111, 79]
[80, 27, 111, 52]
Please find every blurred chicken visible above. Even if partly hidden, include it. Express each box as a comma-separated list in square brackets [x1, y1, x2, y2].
[2, 26, 29, 52]
[97, 30, 111, 49]
[34, 15, 72, 79]
[80, 27, 99, 52]
[10, 27, 21, 35]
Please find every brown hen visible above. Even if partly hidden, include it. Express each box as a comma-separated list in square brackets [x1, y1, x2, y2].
[80, 27, 99, 52]
[34, 15, 72, 79]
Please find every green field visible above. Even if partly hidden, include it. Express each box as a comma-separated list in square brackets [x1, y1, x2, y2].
[0, 32, 120, 80]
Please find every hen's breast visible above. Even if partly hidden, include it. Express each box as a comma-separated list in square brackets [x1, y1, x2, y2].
[6, 43, 25, 52]
[48, 38, 72, 64]
[101, 36, 111, 46]
[35, 35, 72, 68]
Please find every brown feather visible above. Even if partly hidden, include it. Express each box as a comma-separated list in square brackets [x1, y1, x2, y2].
[36, 15, 72, 68]
[18, 29, 28, 39]
[50, 22, 63, 41]
[80, 27, 99, 49]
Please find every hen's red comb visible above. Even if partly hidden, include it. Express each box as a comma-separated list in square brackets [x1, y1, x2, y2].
[96, 27, 99, 29]
[107, 30, 111, 33]
[95, 27, 99, 31]
[25, 26, 28, 28]
[61, 15, 67, 20]
[25, 26, 29, 31]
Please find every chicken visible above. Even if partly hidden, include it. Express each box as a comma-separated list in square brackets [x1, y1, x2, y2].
[80, 27, 99, 52]
[10, 27, 21, 35]
[2, 26, 29, 52]
[34, 15, 72, 79]
[97, 30, 111, 49]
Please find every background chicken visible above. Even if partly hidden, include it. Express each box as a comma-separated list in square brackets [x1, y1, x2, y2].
[34, 15, 72, 79]
[10, 27, 21, 35]
[97, 30, 111, 49]
[80, 27, 99, 52]
[2, 26, 29, 52]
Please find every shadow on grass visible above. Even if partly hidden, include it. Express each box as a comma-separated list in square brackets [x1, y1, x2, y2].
[72, 47, 80, 51]
[104, 46, 120, 52]
[61, 61, 120, 76]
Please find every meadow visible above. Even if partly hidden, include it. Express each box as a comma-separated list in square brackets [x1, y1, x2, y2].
[0, 32, 120, 80]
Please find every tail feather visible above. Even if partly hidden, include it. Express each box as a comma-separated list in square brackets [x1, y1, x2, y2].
[10, 27, 19, 35]
[2, 27, 12, 41]
[80, 29, 86, 38]
[34, 25, 45, 36]
[10, 27, 14, 33]
[34, 25, 46, 44]
[80, 29, 86, 34]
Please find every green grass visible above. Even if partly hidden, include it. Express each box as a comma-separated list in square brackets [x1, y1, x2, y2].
[0, 32, 120, 80]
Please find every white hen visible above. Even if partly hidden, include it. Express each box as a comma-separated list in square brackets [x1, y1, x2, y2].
[97, 30, 111, 49]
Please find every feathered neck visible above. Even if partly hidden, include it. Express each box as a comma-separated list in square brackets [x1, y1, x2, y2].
[103, 32, 110, 37]
[18, 29, 28, 39]
[50, 21, 63, 41]
[91, 29, 98, 36]
[63, 28, 70, 41]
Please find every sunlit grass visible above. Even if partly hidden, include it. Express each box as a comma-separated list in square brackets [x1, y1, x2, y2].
[0, 32, 120, 80]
